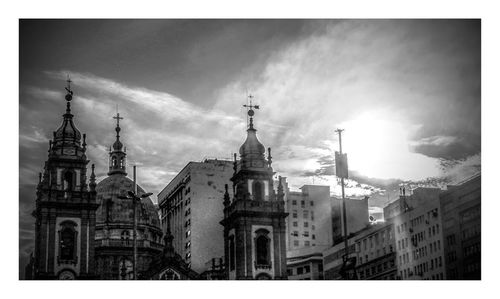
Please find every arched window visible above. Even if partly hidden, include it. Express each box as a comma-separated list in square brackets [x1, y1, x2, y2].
[160, 269, 180, 280]
[255, 229, 271, 267]
[252, 180, 264, 201]
[112, 157, 117, 167]
[58, 221, 78, 264]
[119, 259, 133, 280]
[63, 171, 74, 191]
[120, 157, 124, 168]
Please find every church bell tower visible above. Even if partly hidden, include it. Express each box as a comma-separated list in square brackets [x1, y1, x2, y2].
[221, 99, 288, 280]
[33, 79, 99, 279]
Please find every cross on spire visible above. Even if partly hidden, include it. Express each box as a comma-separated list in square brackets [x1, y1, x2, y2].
[113, 112, 124, 128]
[243, 94, 260, 112]
[243, 94, 260, 129]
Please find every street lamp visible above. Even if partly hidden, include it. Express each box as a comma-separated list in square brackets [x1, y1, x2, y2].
[118, 165, 153, 280]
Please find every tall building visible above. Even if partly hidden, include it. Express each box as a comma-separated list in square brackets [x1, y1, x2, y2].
[440, 174, 481, 279]
[94, 114, 163, 279]
[385, 187, 446, 280]
[33, 82, 98, 279]
[323, 222, 396, 280]
[331, 196, 370, 244]
[157, 159, 234, 274]
[286, 185, 333, 250]
[220, 104, 288, 280]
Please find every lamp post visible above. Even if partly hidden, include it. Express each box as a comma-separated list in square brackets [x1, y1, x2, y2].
[118, 165, 153, 280]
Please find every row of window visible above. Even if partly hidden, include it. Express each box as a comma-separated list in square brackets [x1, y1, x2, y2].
[293, 240, 315, 247]
[292, 221, 314, 229]
[291, 199, 314, 207]
[462, 224, 480, 240]
[430, 256, 443, 270]
[359, 259, 395, 279]
[291, 231, 316, 239]
[361, 229, 393, 251]
[359, 246, 393, 264]
[463, 242, 480, 258]
[398, 238, 409, 250]
[291, 210, 315, 220]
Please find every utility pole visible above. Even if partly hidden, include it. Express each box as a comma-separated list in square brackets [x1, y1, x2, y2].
[335, 129, 348, 260]
[118, 165, 152, 280]
[335, 128, 356, 279]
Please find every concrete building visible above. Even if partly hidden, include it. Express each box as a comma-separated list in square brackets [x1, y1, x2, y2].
[157, 159, 234, 274]
[440, 174, 481, 279]
[286, 247, 324, 280]
[323, 222, 396, 280]
[286, 185, 333, 250]
[385, 187, 446, 280]
[331, 196, 370, 244]
[354, 222, 397, 280]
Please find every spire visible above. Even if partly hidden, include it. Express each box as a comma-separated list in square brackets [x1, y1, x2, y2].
[239, 98, 266, 167]
[51, 77, 83, 154]
[108, 112, 127, 176]
[277, 176, 284, 202]
[223, 184, 231, 207]
[89, 164, 96, 191]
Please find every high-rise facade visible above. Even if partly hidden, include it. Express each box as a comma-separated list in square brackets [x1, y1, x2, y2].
[157, 159, 234, 274]
[385, 187, 446, 280]
[33, 83, 98, 279]
[221, 105, 288, 280]
[440, 174, 481, 279]
[331, 196, 370, 244]
[286, 185, 333, 251]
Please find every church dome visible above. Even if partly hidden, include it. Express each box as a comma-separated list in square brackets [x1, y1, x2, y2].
[239, 128, 266, 159]
[54, 114, 82, 145]
[95, 174, 160, 229]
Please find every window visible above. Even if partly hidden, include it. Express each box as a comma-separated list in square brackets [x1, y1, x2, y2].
[185, 241, 191, 249]
[303, 210, 309, 218]
[304, 266, 310, 273]
[63, 170, 74, 191]
[292, 200, 297, 205]
[297, 267, 303, 275]
[292, 210, 298, 218]
[293, 222, 298, 227]
[312, 234, 316, 240]
[252, 180, 264, 201]
[310, 201, 314, 206]
[255, 229, 271, 266]
[185, 230, 191, 238]
[311, 211, 314, 220]
[58, 221, 78, 263]
[304, 231, 309, 237]
[305, 241, 310, 247]
[292, 231, 299, 237]
[301, 200, 305, 207]
[229, 236, 235, 270]
[304, 222, 309, 228]
[293, 240, 299, 247]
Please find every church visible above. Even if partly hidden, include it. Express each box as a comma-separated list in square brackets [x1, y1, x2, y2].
[30, 80, 288, 280]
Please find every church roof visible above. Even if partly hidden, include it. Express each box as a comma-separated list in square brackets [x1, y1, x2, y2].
[95, 174, 161, 229]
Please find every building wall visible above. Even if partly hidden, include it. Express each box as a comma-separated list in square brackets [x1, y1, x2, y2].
[286, 185, 333, 251]
[332, 196, 370, 244]
[158, 159, 234, 274]
[440, 175, 481, 280]
[389, 188, 446, 280]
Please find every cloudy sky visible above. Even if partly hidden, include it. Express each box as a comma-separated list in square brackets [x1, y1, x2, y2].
[19, 19, 480, 270]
